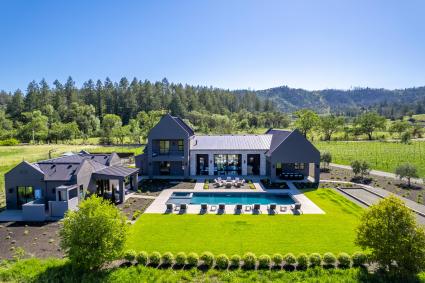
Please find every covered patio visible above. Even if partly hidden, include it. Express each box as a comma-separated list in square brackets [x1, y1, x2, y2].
[93, 166, 139, 203]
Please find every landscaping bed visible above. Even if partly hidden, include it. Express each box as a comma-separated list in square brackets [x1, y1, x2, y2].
[260, 179, 289, 189]
[0, 221, 63, 260]
[118, 197, 154, 220]
[321, 166, 425, 204]
[137, 179, 196, 196]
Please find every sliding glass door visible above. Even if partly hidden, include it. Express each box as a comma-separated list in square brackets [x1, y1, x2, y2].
[214, 154, 242, 175]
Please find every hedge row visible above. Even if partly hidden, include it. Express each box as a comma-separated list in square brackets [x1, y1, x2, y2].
[122, 251, 368, 270]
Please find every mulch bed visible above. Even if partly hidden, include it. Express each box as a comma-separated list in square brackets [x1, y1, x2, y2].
[321, 166, 425, 204]
[118, 197, 154, 220]
[0, 221, 63, 260]
[136, 180, 196, 196]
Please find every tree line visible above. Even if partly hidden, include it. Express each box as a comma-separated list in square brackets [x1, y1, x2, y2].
[0, 77, 290, 143]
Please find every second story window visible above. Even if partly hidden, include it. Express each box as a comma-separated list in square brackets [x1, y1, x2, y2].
[159, 140, 170, 154]
[178, 140, 184, 151]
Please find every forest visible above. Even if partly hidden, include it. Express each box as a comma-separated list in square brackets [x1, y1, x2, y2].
[0, 77, 289, 144]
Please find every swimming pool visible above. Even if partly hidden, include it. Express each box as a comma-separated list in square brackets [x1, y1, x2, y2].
[167, 192, 296, 205]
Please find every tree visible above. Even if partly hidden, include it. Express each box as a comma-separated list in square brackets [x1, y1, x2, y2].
[128, 119, 142, 144]
[355, 196, 425, 275]
[6, 90, 25, 120]
[320, 151, 332, 170]
[354, 112, 386, 140]
[101, 114, 122, 144]
[113, 125, 130, 145]
[412, 124, 424, 138]
[389, 120, 410, 138]
[136, 110, 165, 139]
[400, 131, 411, 144]
[19, 110, 48, 143]
[395, 163, 419, 187]
[69, 103, 99, 141]
[351, 160, 370, 179]
[60, 195, 128, 271]
[318, 115, 344, 141]
[294, 109, 319, 137]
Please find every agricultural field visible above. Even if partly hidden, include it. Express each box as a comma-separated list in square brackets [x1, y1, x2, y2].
[0, 144, 144, 208]
[315, 140, 425, 177]
[127, 189, 363, 255]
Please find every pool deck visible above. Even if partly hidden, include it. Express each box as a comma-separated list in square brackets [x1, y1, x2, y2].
[144, 181, 324, 215]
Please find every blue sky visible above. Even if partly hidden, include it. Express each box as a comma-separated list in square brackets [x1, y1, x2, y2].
[0, 0, 424, 91]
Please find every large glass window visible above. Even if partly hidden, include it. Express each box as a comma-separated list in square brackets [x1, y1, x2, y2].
[159, 161, 171, 175]
[247, 154, 260, 175]
[17, 186, 35, 208]
[159, 140, 170, 154]
[294, 163, 305, 170]
[178, 140, 184, 152]
[214, 154, 242, 175]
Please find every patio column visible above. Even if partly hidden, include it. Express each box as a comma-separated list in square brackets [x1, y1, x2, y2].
[132, 173, 138, 190]
[119, 179, 125, 203]
[208, 153, 214, 176]
[260, 154, 266, 176]
[241, 153, 247, 176]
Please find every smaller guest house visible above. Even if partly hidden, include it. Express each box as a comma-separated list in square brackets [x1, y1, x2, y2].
[4, 151, 139, 221]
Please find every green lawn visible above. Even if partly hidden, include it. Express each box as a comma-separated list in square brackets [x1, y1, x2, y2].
[0, 144, 144, 208]
[127, 189, 363, 255]
[315, 140, 425, 177]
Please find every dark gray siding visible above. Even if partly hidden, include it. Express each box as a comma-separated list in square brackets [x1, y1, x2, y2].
[147, 114, 191, 178]
[5, 162, 45, 209]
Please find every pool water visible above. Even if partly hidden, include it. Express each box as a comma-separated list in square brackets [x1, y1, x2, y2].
[166, 192, 295, 205]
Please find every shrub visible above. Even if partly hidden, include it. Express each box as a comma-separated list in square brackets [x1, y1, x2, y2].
[352, 252, 367, 267]
[337, 253, 351, 268]
[187, 252, 199, 267]
[230, 254, 241, 268]
[272, 253, 283, 267]
[175, 252, 187, 266]
[161, 252, 174, 266]
[123, 250, 137, 262]
[258, 254, 271, 269]
[242, 252, 257, 269]
[309, 253, 322, 267]
[0, 138, 19, 146]
[283, 253, 296, 266]
[136, 251, 148, 266]
[132, 210, 142, 220]
[216, 254, 229, 270]
[149, 252, 161, 266]
[203, 180, 209, 190]
[323, 252, 336, 267]
[297, 253, 308, 269]
[200, 252, 215, 268]
[59, 195, 128, 271]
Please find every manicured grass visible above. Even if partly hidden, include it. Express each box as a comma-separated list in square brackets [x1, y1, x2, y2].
[127, 189, 363, 255]
[315, 140, 425, 177]
[3, 258, 422, 283]
[0, 144, 143, 208]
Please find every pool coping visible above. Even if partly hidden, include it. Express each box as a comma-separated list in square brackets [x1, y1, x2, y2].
[144, 181, 325, 215]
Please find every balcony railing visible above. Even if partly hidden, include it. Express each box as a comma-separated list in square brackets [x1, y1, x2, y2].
[152, 150, 184, 156]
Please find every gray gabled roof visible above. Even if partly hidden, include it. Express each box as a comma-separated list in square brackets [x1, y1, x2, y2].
[93, 166, 139, 178]
[191, 135, 273, 150]
[172, 116, 194, 136]
[267, 129, 292, 154]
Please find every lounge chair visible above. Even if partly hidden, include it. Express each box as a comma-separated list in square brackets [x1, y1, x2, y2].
[218, 203, 226, 210]
[253, 204, 261, 211]
[201, 203, 208, 211]
[180, 203, 188, 211]
[226, 177, 232, 182]
[292, 203, 301, 210]
[268, 203, 277, 211]
[235, 204, 243, 210]
[166, 203, 174, 211]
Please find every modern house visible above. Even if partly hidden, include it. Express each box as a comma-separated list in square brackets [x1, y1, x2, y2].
[4, 151, 139, 221]
[136, 114, 320, 182]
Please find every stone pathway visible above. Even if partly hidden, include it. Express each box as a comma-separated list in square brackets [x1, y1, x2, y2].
[330, 163, 423, 184]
